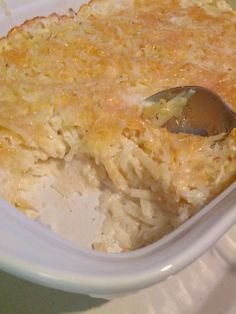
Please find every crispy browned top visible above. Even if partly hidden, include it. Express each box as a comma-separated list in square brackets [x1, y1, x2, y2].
[0, 0, 236, 206]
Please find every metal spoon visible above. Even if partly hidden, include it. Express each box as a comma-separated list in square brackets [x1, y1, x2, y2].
[145, 86, 236, 136]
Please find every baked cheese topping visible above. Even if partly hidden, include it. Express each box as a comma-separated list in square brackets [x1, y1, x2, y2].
[0, 0, 235, 250]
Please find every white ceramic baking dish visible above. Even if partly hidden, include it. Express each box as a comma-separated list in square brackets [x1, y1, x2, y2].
[0, 0, 236, 299]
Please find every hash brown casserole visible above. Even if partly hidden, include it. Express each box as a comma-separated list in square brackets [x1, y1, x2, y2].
[0, 0, 236, 251]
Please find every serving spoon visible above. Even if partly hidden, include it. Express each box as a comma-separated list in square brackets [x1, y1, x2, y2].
[145, 86, 236, 136]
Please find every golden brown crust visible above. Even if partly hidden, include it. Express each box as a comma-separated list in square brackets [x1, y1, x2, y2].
[0, 0, 235, 216]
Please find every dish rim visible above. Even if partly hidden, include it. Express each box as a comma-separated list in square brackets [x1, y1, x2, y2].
[0, 0, 236, 298]
[0, 181, 235, 297]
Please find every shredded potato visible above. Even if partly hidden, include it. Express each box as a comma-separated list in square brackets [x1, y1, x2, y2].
[0, 0, 236, 251]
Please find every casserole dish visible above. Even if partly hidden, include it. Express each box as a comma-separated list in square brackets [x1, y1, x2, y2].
[0, 0, 235, 299]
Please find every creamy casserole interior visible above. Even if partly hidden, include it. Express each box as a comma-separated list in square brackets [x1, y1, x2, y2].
[0, 0, 236, 251]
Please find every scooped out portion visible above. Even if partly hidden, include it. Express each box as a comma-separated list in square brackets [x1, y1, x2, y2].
[0, 0, 236, 252]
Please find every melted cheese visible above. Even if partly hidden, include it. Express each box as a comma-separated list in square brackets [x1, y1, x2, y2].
[0, 0, 235, 222]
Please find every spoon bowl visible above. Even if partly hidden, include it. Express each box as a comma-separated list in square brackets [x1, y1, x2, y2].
[145, 86, 236, 136]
